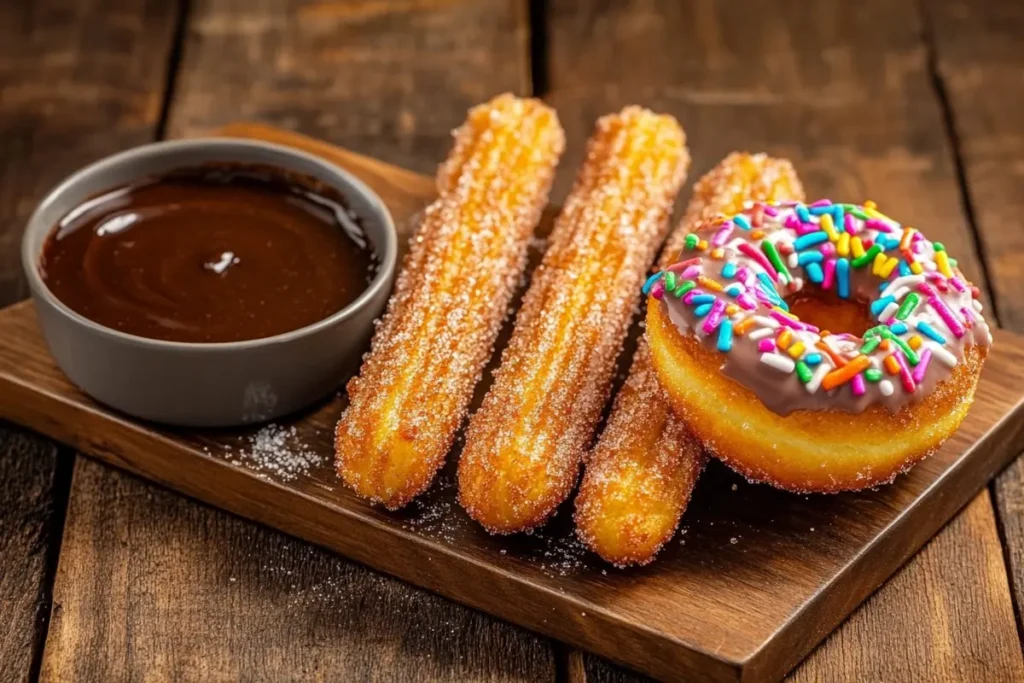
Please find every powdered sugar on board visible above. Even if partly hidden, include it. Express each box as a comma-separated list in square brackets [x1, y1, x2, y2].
[226, 424, 324, 482]
[215, 427, 595, 576]
[397, 470, 594, 577]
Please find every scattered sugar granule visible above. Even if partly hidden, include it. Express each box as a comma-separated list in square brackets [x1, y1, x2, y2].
[229, 424, 323, 482]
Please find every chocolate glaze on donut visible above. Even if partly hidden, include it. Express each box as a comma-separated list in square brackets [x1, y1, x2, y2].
[647, 200, 991, 416]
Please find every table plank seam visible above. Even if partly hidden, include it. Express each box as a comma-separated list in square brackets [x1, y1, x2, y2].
[21, 1, 194, 679]
[991, 483, 1024, 657]
[916, 0, 1024, 657]
[24, 446, 74, 683]
[155, 0, 193, 141]
[528, 0, 549, 96]
[916, 0, 1000, 323]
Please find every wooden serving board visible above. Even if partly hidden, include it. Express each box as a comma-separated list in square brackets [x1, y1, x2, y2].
[4, 123, 1024, 683]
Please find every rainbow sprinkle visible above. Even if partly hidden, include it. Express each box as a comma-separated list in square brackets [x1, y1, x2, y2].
[646, 199, 991, 411]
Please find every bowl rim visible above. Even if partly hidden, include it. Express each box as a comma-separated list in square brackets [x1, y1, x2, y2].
[21, 137, 398, 351]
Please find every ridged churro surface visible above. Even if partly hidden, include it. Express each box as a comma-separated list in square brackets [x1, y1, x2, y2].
[335, 94, 565, 509]
[458, 107, 689, 534]
[575, 153, 805, 566]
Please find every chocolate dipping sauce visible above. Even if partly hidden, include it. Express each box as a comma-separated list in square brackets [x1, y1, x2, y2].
[39, 165, 377, 343]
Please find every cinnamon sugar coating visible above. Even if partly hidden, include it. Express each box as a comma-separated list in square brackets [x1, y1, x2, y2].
[575, 153, 805, 566]
[335, 94, 565, 509]
[458, 107, 689, 534]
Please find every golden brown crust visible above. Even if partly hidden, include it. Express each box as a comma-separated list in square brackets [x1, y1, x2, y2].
[574, 153, 805, 566]
[457, 107, 689, 534]
[335, 94, 565, 509]
[647, 300, 987, 492]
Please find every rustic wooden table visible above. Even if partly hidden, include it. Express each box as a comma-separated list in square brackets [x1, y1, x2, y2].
[3, 1, 1023, 681]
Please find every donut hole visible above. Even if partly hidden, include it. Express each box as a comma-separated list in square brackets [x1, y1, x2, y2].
[784, 290, 874, 337]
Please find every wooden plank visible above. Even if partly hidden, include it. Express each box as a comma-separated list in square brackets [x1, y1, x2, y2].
[41, 458, 556, 682]
[0, 0, 178, 680]
[922, 0, 1024, 638]
[570, 495, 1024, 683]
[167, 0, 532, 175]
[0, 425, 67, 683]
[543, 0, 1023, 679]
[39, 1, 558, 681]
[544, 0, 989, 292]
[0, 0, 178, 305]
[922, 0, 1024, 328]
[789, 493, 1024, 682]
[6, 126, 1024, 683]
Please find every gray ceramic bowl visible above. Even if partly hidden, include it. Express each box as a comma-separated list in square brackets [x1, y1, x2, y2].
[22, 139, 397, 427]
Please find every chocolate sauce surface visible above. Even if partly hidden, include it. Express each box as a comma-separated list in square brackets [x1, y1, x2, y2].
[40, 165, 377, 343]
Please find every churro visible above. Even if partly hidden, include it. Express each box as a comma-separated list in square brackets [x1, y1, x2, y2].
[575, 153, 805, 566]
[458, 107, 689, 534]
[335, 94, 564, 509]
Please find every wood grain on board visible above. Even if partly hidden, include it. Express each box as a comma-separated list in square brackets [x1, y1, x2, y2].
[0, 0, 178, 680]
[542, 0, 1024, 679]
[923, 0, 1024, 636]
[38, 1, 560, 681]
[571, 495, 1024, 683]
[4, 126, 1024, 683]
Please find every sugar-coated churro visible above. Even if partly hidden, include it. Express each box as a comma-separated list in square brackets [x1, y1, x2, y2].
[458, 107, 689, 534]
[575, 153, 805, 566]
[335, 94, 565, 509]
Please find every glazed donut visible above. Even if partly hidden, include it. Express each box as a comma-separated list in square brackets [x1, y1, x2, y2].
[645, 200, 992, 492]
